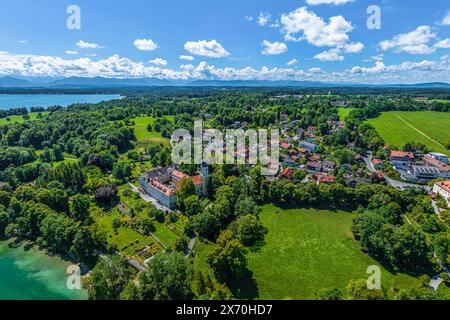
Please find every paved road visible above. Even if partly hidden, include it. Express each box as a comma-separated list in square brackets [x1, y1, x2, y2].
[97, 250, 147, 272]
[365, 154, 448, 289]
[185, 233, 198, 258]
[431, 199, 442, 216]
[128, 182, 171, 212]
[363, 154, 431, 192]
[127, 258, 146, 272]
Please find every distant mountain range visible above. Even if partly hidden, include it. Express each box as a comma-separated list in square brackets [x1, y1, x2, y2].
[47, 76, 172, 87]
[0, 76, 449, 89]
[0, 76, 34, 88]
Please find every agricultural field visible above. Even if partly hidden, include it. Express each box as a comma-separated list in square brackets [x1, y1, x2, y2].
[130, 116, 174, 151]
[367, 111, 450, 156]
[337, 108, 356, 121]
[246, 205, 421, 300]
[0, 112, 49, 125]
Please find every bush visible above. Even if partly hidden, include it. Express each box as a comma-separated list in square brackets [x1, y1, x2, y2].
[112, 218, 122, 230]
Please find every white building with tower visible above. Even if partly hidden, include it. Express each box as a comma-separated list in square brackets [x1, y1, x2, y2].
[139, 163, 209, 209]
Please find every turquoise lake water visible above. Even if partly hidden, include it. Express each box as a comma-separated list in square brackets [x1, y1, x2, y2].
[0, 240, 88, 300]
[0, 94, 121, 109]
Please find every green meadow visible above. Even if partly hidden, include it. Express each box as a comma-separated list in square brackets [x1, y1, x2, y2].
[0, 112, 49, 125]
[337, 108, 356, 121]
[246, 205, 421, 300]
[366, 111, 450, 155]
[130, 116, 174, 151]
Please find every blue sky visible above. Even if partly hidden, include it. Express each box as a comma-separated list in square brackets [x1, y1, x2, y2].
[0, 0, 449, 83]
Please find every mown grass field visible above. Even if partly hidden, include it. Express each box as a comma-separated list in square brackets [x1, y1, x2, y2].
[130, 116, 174, 151]
[246, 204, 421, 300]
[425, 99, 450, 104]
[0, 112, 49, 125]
[366, 111, 450, 156]
[337, 108, 356, 121]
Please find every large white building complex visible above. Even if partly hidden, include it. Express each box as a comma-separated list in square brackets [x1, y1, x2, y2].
[139, 162, 209, 209]
[433, 181, 450, 208]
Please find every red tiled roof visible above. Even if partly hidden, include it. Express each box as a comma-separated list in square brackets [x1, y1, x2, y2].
[390, 151, 414, 159]
[436, 181, 450, 193]
[172, 170, 189, 180]
[148, 179, 175, 197]
[374, 171, 384, 179]
[372, 159, 383, 165]
[423, 156, 450, 172]
[278, 168, 294, 178]
[191, 175, 202, 185]
[313, 173, 335, 184]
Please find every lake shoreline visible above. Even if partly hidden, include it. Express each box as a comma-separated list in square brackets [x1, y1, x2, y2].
[0, 238, 89, 300]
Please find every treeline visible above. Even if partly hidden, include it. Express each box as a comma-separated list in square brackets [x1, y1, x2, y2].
[0, 106, 56, 119]
[0, 171, 101, 264]
[0, 107, 28, 118]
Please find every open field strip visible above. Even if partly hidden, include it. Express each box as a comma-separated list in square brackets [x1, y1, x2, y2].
[393, 114, 446, 150]
[367, 111, 450, 156]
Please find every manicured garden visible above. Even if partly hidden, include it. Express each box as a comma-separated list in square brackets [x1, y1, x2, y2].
[96, 211, 161, 260]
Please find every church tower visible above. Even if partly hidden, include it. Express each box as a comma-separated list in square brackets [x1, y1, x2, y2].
[200, 161, 209, 196]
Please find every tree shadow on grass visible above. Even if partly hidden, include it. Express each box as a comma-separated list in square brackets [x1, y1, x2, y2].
[227, 269, 260, 300]
[274, 203, 354, 213]
[365, 249, 437, 280]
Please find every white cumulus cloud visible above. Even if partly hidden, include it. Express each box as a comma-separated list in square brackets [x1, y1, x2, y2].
[314, 49, 344, 61]
[306, 0, 354, 5]
[262, 40, 288, 55]
[179, 55, 195, 61]
[65, 50, 79, 55]
[149, 58, 167, 66]
[379, 26, 436, 54]
[442, 12, 450, 25]
[0, 51, 448, 84]
[184, 39, 230, 58]
[281, 7, 353, 47]
[257, 12, 271, 26]
[134, 39, 159, 51]
[434, 39, 450, 49]
[76, 40, 102, 49]
[341, 42, 364, 53]
[287, 59, 299, 66]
